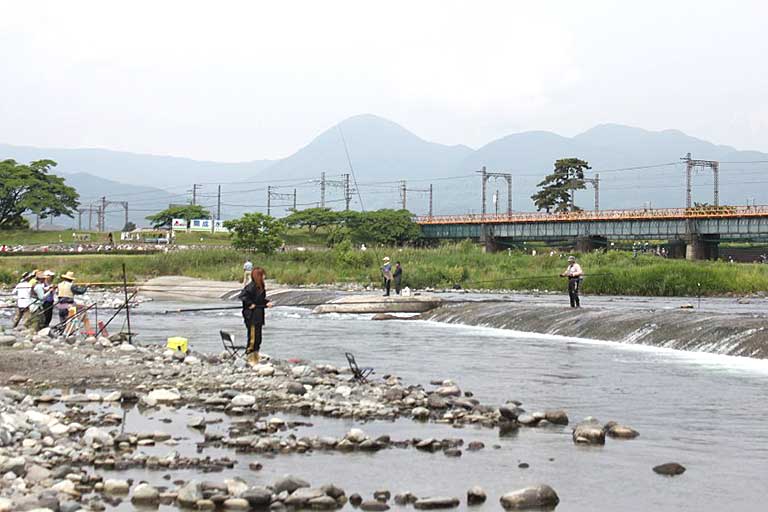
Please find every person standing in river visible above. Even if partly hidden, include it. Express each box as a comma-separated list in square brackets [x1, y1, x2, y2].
[393, 261, 403, 295]
[381, 257, 393, 296]
[560, 255, 583, 308]
[240, 267, 272, 367]
[242, 259, 253, 285]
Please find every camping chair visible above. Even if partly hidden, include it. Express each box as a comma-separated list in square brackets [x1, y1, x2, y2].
[345, 352, 374, 384]
[220, 330, 247, 363]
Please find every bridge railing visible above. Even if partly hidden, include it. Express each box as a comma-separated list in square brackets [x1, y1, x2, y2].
[416, 205, 768, 225]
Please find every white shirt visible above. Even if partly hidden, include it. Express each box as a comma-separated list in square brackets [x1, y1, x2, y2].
[14, 281, 33, 308]
[243, 261, 253, 272]
[564, 262, 583, 278]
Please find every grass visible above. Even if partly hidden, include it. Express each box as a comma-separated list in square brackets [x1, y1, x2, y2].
[2, 242, 768, 296]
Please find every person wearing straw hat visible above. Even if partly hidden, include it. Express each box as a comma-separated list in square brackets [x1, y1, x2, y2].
[381, 256, 393, 297]
[560, 255, 584, 308]
[56, 271, 88, 324]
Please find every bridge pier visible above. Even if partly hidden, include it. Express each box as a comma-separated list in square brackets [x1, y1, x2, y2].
[666, 240, 687, 259]
[575, 236, 607, 253]
[685, 235, 720, 260]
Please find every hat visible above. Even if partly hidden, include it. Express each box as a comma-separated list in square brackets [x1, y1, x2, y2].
[20, 271, 32, 281]
[568, 255, 576, 262]
[43, 270, 56, 277]
[35, 270, 46, 279]
[382, 256, 390, 262]
[61, 271, 76, 281]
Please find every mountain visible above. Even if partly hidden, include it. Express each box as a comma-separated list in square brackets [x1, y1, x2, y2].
[0, 143, 273, 189]
[3, 117, 768, 223]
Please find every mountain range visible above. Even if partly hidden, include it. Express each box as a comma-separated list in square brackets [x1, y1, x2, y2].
[2, 114, 767, 229]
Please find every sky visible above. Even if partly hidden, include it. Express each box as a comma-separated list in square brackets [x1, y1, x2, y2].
[1, 0, 767, 162]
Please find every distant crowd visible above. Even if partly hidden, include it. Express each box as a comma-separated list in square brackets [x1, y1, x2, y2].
[12, 269, 89, 333]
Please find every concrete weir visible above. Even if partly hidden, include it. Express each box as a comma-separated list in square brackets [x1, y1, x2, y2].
[313, 294, 443, 314]
[138, 276, 242, 301]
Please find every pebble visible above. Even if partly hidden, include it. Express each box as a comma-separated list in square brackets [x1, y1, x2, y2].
[653, 462, 686, 476]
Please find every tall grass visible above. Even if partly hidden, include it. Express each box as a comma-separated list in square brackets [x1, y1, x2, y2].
[1, 244, 767, 296]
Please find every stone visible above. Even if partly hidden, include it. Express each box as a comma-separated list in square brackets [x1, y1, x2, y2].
[231, 394, 256, 407]
[394, 493, 417, 505]
[178, 481, 203, 507]
[0, 336, 17, 347]
[223, 498, 250, 510]
[52, 479, 77, 495]
[84, 427, 114, 447]
[118, 342, 136, 352]
[321, 484, 345, 499]
[544, 410, 569, 425]
[345, 428, 367, 443]
[284, 487, 325, 507]
[435, 384, 461, 397]
[427, 395, 448, 409]
[373, 489, 391, 502]
[308, 495, 338, 509]
[286, 382, 307, 395]
[242, 487, 272, 507]
[184, 356, 201, 365]
[653, 463, 686, 476]
[499, 485, 560, 510]
[25, 464, 52, 483]
[572, 420, 605, 445]
[103, 479, 130, 494]
[103, 391, 122, 402]
[273, 475, 310, 494]
[517, 414, 540, 427]
[413, 497, 460, 509]
[226, 478, 249, 497]
[131, 483, 160, 505]
[147, 389, 181, 403]
[467, 441, 485, 451]
[196, 499, 216, 510]
[349, 493, 363, 507]
[467, 487, 486, 505]
[360, 500, 390, 511]
[606, 424, 639, 439]
[412, 407, 430, 420]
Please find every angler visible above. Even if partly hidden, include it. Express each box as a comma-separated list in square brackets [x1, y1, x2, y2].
[560, 255, 584, 308]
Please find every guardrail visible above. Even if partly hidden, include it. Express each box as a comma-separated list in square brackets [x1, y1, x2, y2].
[416, 205, 768, 225]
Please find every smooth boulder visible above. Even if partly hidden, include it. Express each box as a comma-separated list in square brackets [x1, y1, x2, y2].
[500, 485, 560, 510]
[653, 462, 686, 476]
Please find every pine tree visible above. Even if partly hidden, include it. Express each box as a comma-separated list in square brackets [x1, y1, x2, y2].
[531, 158, 591, 213]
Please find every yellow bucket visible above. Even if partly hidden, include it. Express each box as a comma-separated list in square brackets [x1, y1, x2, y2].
[166, 336, 188, 353]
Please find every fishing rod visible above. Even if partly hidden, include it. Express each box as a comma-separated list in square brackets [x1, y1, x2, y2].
[456, 273, 616, 287]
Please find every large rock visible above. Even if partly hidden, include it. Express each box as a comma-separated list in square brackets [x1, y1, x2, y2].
[226, 478, 249, 497]
[544, 410, 569, 425]
[360, 500, 390, 511]
[231, 394, 256, 407]
[467, 486, 487, 505]
[0, 335, 16, 347]
[653, 462, 686, 476]
[0, 456, 26, 476]
[500, 485, 559, 510]
[345, 428, 367, 443]
[131, 483, 160, 505]
[178, 481, 203, 507]
[572, 420, 605, 445]
[606, 423, 639, 439]
[223, 498, 250, 510]
[84, 427, 114, 447]
[284, 488, 325, 507]
[147, 389, 181, 402]
[242, 487, 272, 507]
[25, 464, 52, 483]
[103, 479, 130, 494]
[272, 475, 310, 494]
[413, 497, 460, 509]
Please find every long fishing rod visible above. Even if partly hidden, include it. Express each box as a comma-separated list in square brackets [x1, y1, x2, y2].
[456, 273, 616, 287]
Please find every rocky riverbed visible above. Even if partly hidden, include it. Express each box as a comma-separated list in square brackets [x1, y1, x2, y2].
[0, 321, 665, 512]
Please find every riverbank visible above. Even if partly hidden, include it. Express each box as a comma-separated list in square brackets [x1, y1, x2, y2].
[2, 245, 768, 296]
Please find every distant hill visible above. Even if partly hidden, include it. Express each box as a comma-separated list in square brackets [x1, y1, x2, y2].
[3, 117, 768, 224]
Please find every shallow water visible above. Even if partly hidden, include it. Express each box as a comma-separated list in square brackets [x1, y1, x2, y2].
[93, 300, 768, 511]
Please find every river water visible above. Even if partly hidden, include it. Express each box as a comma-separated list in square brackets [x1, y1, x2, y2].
[92, 299, 768, 511]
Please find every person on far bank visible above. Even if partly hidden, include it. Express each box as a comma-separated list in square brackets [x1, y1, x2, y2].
[240, 267, 272, 367]
[560, 255, 583, 308]
[381, 257, 393, 296]
[243, 259, 253, 285]
[393, 261, 403, 295]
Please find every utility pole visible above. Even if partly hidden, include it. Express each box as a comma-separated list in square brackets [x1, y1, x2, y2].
[293, 188, 297, 210]
[320, 172, 326, 208]
[267, 186, 272, 216]
[400, 180, 407, 210]
[428, 184, 433, 218]
[77, 209, 83, 231]
[478, 167, 513, 216]
[216, 185, 221, 220]
[88, 205, 93, 231]
[343, 173, 351, 211]
[191, 184, 200, 205]
[682, 153, 719, 207]
[584, 173, 600, 211]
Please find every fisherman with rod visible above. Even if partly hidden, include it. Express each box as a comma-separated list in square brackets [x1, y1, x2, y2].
[239, 267, 273, 367]
[560, 255, 584, 308]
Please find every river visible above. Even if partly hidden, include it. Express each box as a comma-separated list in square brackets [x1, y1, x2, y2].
[93, 297, 768, 511]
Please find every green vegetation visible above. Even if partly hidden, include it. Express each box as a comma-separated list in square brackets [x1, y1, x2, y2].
[146, 204, 211, 228]
[531, 158, 590, 213]
[284, 208, 421, 246]
[0, 229, 118, 246]
[224, 213, 286, 253]
[0, 159, 79, 229]
[1, 243, 767, 297]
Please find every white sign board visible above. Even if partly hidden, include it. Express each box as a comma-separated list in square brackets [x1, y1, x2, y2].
[214, 220, 229, 233]
[171, 218, 187, 231]
[189, 218, 212, 232]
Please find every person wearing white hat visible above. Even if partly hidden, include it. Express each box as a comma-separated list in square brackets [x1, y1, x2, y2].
[560, 255, 584, 308]
[56, 271, 88, 324]
[381, 256, 393, 297]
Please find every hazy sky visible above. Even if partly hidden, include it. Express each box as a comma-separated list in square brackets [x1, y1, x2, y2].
[1, 1, 766, 161]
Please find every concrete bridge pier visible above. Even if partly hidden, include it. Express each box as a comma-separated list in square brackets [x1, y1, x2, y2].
[666, 240, 687, 259]
[685, 234, 720, 260]
[575, 236, 607, 253]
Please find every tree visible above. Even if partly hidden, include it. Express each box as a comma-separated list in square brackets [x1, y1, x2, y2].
[531, 158, 591, 213]
[0, 159, 79, 230]
[146, 204, 211, 228]
[224, 213, 286, 253]
[284, 207, 342, 233]
[346, 209, 421, 245]
[122, 221, 137, 232]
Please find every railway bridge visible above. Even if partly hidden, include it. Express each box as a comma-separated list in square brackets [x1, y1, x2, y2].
[416, 205, 768, 260]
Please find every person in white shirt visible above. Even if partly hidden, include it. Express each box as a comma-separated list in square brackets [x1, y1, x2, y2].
[243, 260, 253, 285]
[12, 272, 34, 327]
[560, 255, 584, 308]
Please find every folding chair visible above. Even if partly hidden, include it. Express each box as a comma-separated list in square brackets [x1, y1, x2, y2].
[220, 330, 247, 363]
[345, 352, 374, 384]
